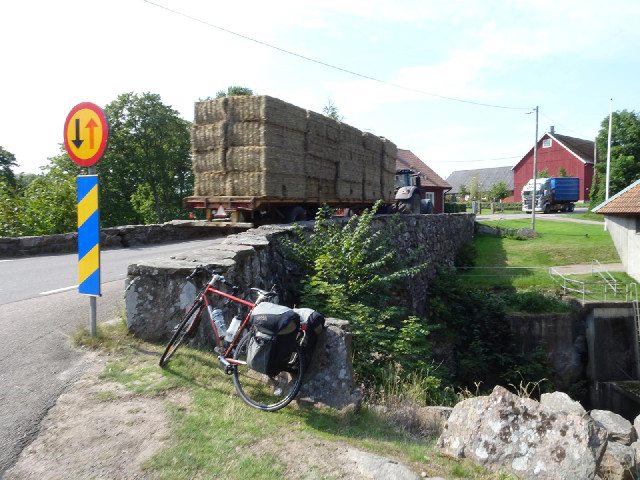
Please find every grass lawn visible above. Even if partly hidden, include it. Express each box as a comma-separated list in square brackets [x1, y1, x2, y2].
[467, 219, 636, 296]
[74, 322, 511, 480]
[473, 219, 619, 267]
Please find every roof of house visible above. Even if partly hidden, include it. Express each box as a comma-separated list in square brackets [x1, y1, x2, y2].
[445, 166, 514, 194]
[593, 178, 640, 215]
[396, 149, 451, 190]
[514, 133, 596, 170]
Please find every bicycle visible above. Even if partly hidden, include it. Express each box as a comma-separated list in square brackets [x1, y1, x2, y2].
[159, 265, 305, 412]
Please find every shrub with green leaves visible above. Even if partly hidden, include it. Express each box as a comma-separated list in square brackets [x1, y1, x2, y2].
[284, 201, 435, 385]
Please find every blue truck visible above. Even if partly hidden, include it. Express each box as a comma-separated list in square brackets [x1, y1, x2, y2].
[521, 177, 580, 213]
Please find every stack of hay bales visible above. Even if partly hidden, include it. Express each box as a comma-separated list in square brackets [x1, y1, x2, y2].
[191, 95, 396, 202]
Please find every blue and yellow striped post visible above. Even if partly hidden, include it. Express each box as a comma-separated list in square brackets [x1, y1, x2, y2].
[77, 175, 100, 296]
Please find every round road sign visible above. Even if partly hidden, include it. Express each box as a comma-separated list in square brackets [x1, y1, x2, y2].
[64, 102, 109, 167]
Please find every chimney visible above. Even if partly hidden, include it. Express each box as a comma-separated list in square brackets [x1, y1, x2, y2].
[550, 126, 555, 135]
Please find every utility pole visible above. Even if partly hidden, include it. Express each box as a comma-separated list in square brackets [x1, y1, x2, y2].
[606, 98, 613, 201]
[531, 106, 539, 231]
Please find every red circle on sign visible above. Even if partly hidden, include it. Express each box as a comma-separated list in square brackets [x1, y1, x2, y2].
[63, 102, 109, 167]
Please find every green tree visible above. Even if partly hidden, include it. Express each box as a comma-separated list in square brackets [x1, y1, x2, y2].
[537, 168, 549, 178]
[322, 98, 344, 121]
[469, 176, 480, 201]
[590, 109, 640, 208]
[214, 86, 254, 99]
[557, 166, 567, 177]
[488, 181, 510, 202]
[0, 146, 18, 188]
[0, 179, 25, 236]
[21, 160, 78, 235]
[98, 92, 193, 225]
[458, 183, 468, 200]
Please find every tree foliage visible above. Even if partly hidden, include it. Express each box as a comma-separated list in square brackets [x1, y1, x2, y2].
[322, 98, 344, 121]
[590, 109, 640, 208]
[488, 181, 510, 202]
[0, 92, 193, 237]
[214, 86, 254, 99]
[98, 92, 192, 225]
[0, 146, 18, 188]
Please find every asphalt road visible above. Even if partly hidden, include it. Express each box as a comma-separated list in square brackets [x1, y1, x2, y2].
[475, 206, 603, 224]
[0, 238, 221, 476]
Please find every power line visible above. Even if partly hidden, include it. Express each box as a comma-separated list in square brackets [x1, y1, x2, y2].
[143, 0, 533, 111]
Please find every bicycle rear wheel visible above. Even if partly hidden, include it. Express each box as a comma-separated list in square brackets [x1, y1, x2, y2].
[159, 300, 203, 367]
[231, 334, 305, 411]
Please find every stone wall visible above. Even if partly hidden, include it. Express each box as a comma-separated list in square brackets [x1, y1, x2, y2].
[0, 220, 226, 258]
[125, 213, 475, 340]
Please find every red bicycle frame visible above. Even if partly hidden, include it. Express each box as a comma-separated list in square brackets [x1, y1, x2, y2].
[201, 284, 256, 362]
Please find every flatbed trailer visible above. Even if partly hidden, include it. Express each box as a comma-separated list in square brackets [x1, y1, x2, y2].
[183, 195, 385, 226]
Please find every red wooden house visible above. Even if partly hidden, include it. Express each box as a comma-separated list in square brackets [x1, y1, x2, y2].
[512, 130, 595, 202]
[396, 149, 451, 213]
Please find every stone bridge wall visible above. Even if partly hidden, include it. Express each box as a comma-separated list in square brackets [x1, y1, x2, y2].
[0, 220, 226, 258]
[124, 213, 476, 341]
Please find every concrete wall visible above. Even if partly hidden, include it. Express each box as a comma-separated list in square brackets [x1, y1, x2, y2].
[606, 215, 640, 282]
[510, 302, 638, 412]
[125, 213, 476, 341]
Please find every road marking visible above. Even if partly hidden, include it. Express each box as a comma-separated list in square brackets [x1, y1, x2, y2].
[40, 285, 78, 296]
[0, 260, 13, 263]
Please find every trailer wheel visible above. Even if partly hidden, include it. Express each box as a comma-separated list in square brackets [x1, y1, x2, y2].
[285, 206, 306, 223]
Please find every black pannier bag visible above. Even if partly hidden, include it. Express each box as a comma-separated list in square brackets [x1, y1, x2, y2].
[247, 302, 300, 377]
[293, 308, 325, 366]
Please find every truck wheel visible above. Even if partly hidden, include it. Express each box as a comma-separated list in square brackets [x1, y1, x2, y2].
[544, 205, 551, 214]
[285, 206, 306, 223]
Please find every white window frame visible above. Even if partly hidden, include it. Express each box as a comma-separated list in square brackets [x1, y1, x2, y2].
[542, 138, 552, 148]
[425, 192, 435, 204]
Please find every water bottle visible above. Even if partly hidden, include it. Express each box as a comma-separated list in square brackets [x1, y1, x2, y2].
[224, 315, 241, 342]
[211, 308, 226, 336]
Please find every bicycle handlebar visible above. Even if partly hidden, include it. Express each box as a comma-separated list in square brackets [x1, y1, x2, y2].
[187, 265, 238, 292]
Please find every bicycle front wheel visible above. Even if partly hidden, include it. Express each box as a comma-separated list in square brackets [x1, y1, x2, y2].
[159, 300, 203, 367]
[231, 334, 305, 412]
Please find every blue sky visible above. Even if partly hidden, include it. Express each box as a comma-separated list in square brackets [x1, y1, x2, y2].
[2, 0, 639, 181]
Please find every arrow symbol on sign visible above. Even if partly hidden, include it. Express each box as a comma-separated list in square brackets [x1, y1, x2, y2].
[72, 119, 84, 149]
[85, 118, 98, 150]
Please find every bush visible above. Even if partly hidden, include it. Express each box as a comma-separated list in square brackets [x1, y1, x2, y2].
[284, 201, 435, 386]
[444, 202, 466, 213]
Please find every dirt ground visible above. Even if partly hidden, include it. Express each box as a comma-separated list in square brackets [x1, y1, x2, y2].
[3, 352, 425, 480]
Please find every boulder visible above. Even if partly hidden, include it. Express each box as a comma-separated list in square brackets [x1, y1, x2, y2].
[540, 391, 587, 416]
[590, 410, 636, 445]
[597, 442, 636, 480]
[437, 385, 607, 479]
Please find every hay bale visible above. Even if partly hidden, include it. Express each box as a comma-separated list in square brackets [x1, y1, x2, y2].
[305, 155, 337, 181]
[362, 132, 383, 153]
[264, 173, 306, 198]
[192, 149, 225, 174]
[305, 178, 336, 200]
[227, 121, 305, 151]
[194, 172, 231, 196]
[194, 98, 227, 124]
[191, 122, 227, 151]
[226, 96, 307, 131]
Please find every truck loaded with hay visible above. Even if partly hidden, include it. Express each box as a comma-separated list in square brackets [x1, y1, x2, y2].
[185, 95, 424, 225]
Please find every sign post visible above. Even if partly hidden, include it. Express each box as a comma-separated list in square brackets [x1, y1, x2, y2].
[64, 102, 109, 336]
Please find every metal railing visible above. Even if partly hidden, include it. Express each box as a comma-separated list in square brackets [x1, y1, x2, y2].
[548, 261, 638, 303]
